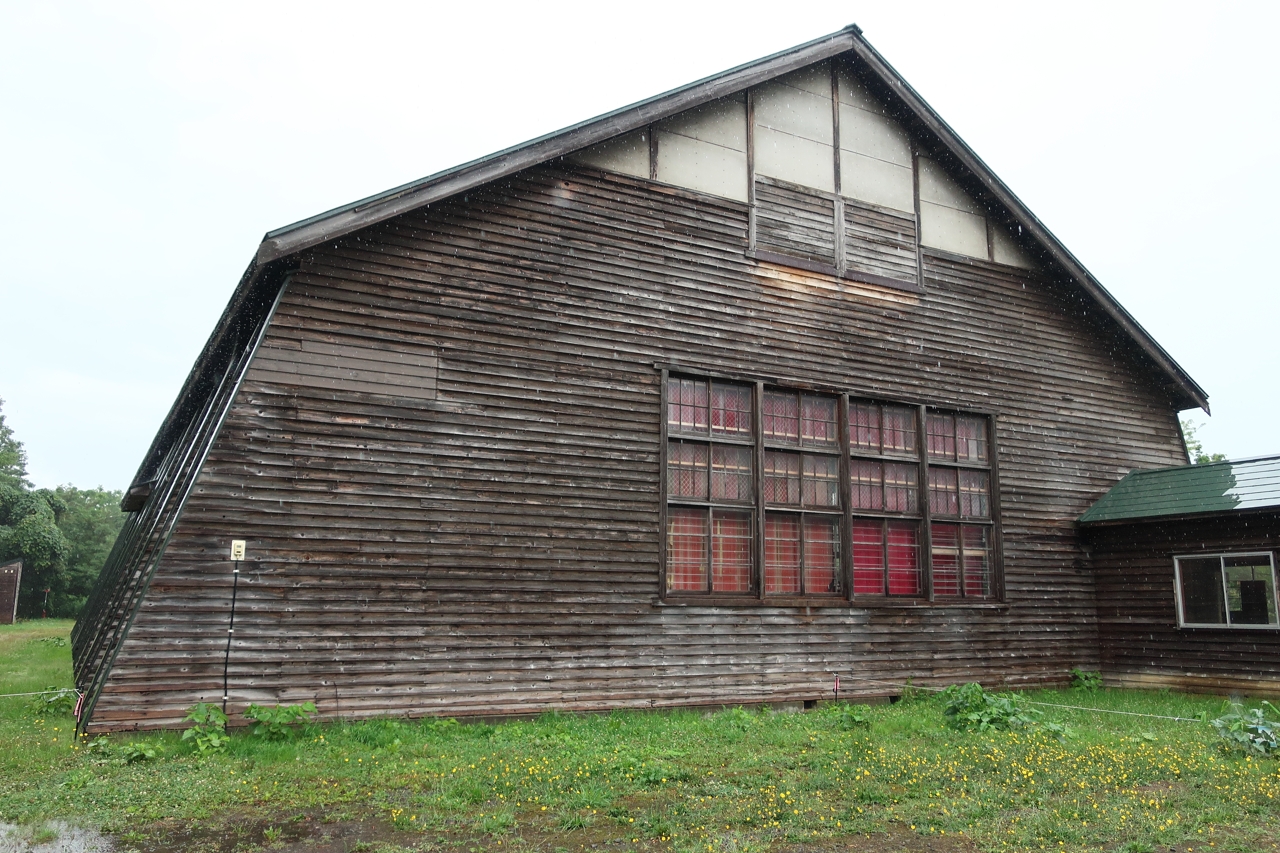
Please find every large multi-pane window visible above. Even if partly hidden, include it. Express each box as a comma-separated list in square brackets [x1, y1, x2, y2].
[762, 389, 842, 596]
[666, 377, 756, 593]
[663, 373, 1000, 602]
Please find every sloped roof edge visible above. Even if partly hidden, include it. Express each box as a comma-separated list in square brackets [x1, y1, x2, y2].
[126, 25, 1207, 495]
[256, 27, 858, 263]
[1079, 455, 1280, 525]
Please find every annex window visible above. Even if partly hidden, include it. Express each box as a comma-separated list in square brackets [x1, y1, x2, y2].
[663, 372, 1001, 603]
[1175, 553, 1279, 629]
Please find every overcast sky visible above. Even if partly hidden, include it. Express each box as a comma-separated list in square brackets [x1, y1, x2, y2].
[1, 1, 1276, 490]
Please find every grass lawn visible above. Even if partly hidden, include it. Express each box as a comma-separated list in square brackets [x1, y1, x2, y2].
[1, 620, 1277, 853]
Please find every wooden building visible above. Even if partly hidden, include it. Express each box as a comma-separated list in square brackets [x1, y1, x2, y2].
[72, 26, 1215, 732]
[1081, 456, 1280, 697]
[0, 560, 20, 625]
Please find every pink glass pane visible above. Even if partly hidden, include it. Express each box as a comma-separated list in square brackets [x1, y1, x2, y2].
[666, 508, 707, 592]
[962, 525, 992, 598]
[712, 511, 753, 593]
[711, 445, 753, 502]
[804, 516, 841, 594]
[711, 382, 753, 437]
[764, 451, 801, 506]
[765, 514, 801, 594]
[882, 406, 917, 455]
[667, 442, 709, 499]
[931, 522, 961, 597]
[850, 402, 881, 452]
[887, 521, 921, 595]
[958, 470, 990, 519]
[926, 413, 955, 460]
[884, 463, 918, 513]
[801, 395, 838, 447]
[668, 377, 709, 434]
[803, 454, 840, 508]
[850, 460, 883, 511]
[852, 520, 885, 595]
[763, 391, 800, 444]
[955, 415, 988, 463]
[928, 467, 959, 517]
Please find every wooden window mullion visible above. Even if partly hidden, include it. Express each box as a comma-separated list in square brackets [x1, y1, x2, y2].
[987, 413, 1005, 601]
[840, 394, 853, 601]
[918, 404, 934, 601]
[881, 517, 890, 597]
[659, 369, 669, 597]
[754, 380, 766, 599]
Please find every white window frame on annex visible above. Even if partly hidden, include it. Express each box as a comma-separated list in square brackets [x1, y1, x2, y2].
[1173, 551, 1280, 630]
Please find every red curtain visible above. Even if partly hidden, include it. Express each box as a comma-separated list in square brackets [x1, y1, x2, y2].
[887, 521, 921, 595]
[803, 516, 840, 594]
[765, 514, 801, 594]
[852, 519, 885, 595]
[666, 508, 707, 591]
[712, 512, 752, 592]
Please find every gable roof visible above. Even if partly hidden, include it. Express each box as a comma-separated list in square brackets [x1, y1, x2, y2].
[124, 24, 1208, 499]
[1078, 455, 1280, 525]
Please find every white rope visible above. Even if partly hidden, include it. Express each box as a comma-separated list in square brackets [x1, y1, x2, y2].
[0, 688, 78, 699]
[834, 673, 1205, 723]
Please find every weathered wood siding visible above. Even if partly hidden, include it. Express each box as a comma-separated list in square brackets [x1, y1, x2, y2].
[1087, 516, 1280, 697]
[843, 198, 917, 284]
[755, 177, 836, 264]
[87, 165, 1187, 730]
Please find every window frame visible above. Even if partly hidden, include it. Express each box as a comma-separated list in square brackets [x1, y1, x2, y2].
[1173, 551, 1280, 630]
[659, 368, 1005, 605]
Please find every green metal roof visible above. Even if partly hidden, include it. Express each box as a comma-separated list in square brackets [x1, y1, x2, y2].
[1079, 455, 1280, 524]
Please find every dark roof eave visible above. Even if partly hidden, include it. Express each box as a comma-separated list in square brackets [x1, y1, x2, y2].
[1078, 504, 1280, 528]
[255, 27, 860, 265]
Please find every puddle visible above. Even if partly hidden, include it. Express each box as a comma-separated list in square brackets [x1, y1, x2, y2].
[0, 822, 113, 853]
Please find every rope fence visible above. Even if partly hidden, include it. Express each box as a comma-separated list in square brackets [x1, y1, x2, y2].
[832, 672, 1208, 723]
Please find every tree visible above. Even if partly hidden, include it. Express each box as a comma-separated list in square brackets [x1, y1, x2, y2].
[1180, 419, 1228, 465]
[0, 398, 30, 490]
[0, 484, 71, 617]
[53, 485, 126, 616]
[0, 399, 125, 618]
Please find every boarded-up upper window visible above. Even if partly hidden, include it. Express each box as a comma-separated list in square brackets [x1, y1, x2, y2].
[250, 337, 438, 401]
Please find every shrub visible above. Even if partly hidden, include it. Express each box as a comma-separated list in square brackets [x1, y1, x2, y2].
[182, 702, 230, 754]
[243, 702, 316, 741]
[1070, 668, 1103, 692]
[85, 735, 163, 764]
[1210, 701, 1279, 757]
[825, 702, 872, 730]
[31, 687, 76, 716]
[939, 682, 1041, 732]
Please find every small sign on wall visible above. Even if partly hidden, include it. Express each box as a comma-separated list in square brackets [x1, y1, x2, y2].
[230, 540, 246, 562]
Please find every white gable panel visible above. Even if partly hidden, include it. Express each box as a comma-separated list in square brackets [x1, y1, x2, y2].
[839, 104, 911, 168]
[754, 125, 835, 193]
[840, 151, 914, 213]
[570, 130, 649, 178]
[920, 201, 988, 258]
[992, 228, 1036, 269]
[655, 131, 748, 202]
[658, 96, 746, 151]
[753, 80, 833, 145]
[836, 67, 882, 113]
[918, 157, 982, 214]
[773, 61, 832, 98]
